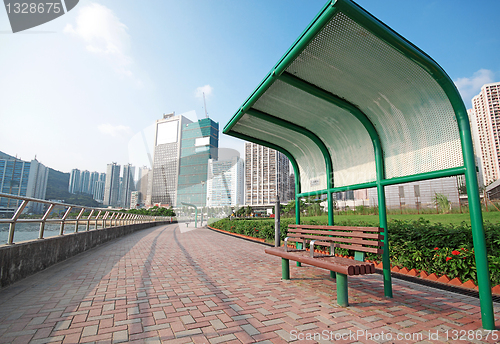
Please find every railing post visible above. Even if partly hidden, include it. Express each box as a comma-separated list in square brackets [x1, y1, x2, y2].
[39, 203, 55, 240]
[59, 206, 73, 236]
[75, 208, 85, 233]
[95, 210, 102, 229]
[103, 211, 109, 228]
[86, 209, 94, 231]
[7, 200, 29, 245]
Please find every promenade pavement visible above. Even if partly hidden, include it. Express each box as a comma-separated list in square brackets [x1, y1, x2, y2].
[0, 223, 499, 344]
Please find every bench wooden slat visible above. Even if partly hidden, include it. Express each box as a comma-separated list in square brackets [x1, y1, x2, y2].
[288, 228, 383, 240]
[286, 238, 383, 254]
[287, 233, 383, 247]
[289, 224, 383, 233]
[265, 247, 375, 275]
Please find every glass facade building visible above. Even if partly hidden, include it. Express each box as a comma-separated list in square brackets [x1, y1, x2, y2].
[0, 151, 49, 214]
[151, 114, 219, 208]
[151, 113, 192, 206]
[206, 156, 244, 207]
[177, 118, 219, 207]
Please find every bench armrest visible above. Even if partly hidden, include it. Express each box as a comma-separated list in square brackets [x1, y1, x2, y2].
[285, 237, 308, 252]
[310, 240, 316, 257]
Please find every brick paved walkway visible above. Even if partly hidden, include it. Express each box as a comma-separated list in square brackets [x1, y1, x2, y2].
[0, 223, 498, 344]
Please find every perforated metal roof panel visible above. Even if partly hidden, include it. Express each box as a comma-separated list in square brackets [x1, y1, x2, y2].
[224, 0, 468, 194]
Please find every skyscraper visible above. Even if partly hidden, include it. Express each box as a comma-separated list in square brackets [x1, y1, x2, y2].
[103, 163, 120, 207]
[206, 156, 244, 207]
[150, 113, 192, 206]
[177, 117, 218, 207]
[89, 171, 99, 196]
[469, 82, 500, 185]
[120, 164, 135, 209]
[150, 113, 219, 207]
[93, 173, 106, 203]
[68, 169, 81, 194]
[80, 170, 90, 195]
[244, 142, 291, 206]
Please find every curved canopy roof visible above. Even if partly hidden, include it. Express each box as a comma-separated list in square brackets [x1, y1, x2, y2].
[223, 0, 469, 195]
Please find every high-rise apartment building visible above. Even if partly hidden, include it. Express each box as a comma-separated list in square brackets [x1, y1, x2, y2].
[89, 171, 99, 196]
[130, 191, 140, 209]
[206, 156, 244, 207]
[93, 173, 106, 203]
[136, 166, 151, 207]
[103, 163, 120, 207]
[244, 142, 291, 206]
[0, 151, 49, 214]
[469, 82, 500, 185]
[150, 113, 219, 207]
[151, 113, 192, 206]
[177, 118, 218, 207]
[80, 170, 90, 195]
[68, 169, 81, 194]
[120, 164, 135, 209]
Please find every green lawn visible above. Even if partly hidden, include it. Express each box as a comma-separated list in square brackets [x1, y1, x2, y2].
[289, 212, 500, 226]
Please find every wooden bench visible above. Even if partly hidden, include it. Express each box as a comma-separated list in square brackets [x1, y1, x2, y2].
[265, 224, 384, 306]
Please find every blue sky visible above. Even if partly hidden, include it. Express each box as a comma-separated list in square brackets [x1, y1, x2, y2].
[1, 0, 499, 174]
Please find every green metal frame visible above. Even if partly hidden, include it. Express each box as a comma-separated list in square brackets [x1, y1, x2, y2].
[223, 0, 494, 329]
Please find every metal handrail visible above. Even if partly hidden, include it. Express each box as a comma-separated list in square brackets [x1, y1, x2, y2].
[0, 192, 174, 245]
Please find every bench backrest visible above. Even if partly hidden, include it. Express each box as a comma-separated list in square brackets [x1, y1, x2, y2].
[288, 224, 384, 255]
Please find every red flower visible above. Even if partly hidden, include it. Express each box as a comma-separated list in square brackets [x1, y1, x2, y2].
[446, 257, 452, 261]
[452, 250, 460, 255]
[434, 247, 439, 250]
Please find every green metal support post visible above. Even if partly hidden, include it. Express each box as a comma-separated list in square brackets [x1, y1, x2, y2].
[282, 258, 290, 280]
[336, 273, 348, 307]
[296, 195, 302, 267]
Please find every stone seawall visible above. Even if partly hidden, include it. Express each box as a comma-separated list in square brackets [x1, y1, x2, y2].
[0, 221, 173, 288]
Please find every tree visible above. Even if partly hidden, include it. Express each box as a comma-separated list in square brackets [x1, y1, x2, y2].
[236, 207, 245, 217]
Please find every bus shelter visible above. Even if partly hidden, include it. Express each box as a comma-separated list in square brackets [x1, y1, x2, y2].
[223, 0, 495, 329]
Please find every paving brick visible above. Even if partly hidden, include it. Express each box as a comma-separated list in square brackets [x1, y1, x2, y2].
[241, 324, 260, 336]
[81, 324, 98, 337]
[112, 329, 128, 343]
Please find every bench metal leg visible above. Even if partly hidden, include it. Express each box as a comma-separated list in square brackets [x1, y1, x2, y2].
[282, 258, 290, 280]
[336, 273, 348, 307]
[330, 271, 336, 279]
[297, 242, 302, 267]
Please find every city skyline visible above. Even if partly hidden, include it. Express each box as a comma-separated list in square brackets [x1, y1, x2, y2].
[1, 1, 499, 173]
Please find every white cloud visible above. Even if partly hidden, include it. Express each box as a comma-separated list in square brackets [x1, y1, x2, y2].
[64, 3, 133, 77]
[98, 123, 132, 137]
[195, 85, 213, 100]
[455, 69, 495, 103]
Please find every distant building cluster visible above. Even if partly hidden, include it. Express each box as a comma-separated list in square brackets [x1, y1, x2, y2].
[69, 162, 152, 209]
[68, 169, 106, 202]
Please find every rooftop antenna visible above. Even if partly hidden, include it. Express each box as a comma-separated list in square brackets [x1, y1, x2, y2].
[203, 92, 208, 118]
